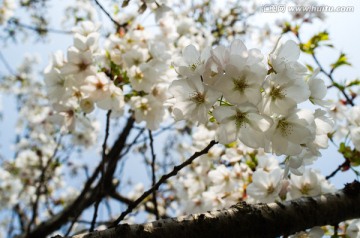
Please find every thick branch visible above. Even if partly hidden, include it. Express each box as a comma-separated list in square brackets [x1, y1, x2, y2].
[21, 117, 135, 238]
[66, 181, 360, 238]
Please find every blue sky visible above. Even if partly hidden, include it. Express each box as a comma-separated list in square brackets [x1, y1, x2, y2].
[0, 0, 359, 192]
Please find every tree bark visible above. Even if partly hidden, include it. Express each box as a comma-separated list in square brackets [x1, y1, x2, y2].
[65, 181, 360, 238]
[18, 117, 135, 238]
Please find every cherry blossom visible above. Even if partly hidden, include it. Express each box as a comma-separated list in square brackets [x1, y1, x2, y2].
[246, 168, 283, 203]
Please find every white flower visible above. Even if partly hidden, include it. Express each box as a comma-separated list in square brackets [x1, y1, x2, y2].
[73, 32, 99, 53]
[169, 77, 221, 124]
[267, 109, 315, 156]
[261, 72, 310, 116]
[346, 220, 360, 238]
[175, 45, 210, 77]
[213, 63, 266, 105]
[307, 68, 331, 107]
[269, 40, 307, 76]
[72, 20, 100, 37]
[61, 47, 96, 80]
[130, 95, 165, 130]
[208, 165, 235, 193]
[311, 109, 334, 151]
[288, 169, 321, 199]
[96, 83, 125, 114]
[210, 39, 261, 71]
[81, 73, 111, 101]
[246, 168, 283, 203]
[123, 48, 149, 67]
[49, 103, 76, 132]
[213, 103, 272, 147]
[347, 106, 360, 150]
[80, 98, 95, 113]
[202, 191, 226, 210]
[257, 156, 279, 172]
[129, 61, 166, 92]
[221, 147, 245, 163]
[44, 68, 67, 101]
[290, 226, 324, 238]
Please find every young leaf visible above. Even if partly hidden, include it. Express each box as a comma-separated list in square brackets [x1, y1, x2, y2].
[331, 53, 351, 71]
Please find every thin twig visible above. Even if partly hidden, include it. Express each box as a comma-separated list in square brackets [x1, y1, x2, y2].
[25, 117, 135, 238]
[111, 140, 218, 226]
[9, 19, 72, 35]
[294, 33, 354, 106]
[93, 0, 127, 29]
[326, 161, 349, 180]
[148, 130, 160, 220]
[0, 51, 16, 76]
[26, 135, 63, 234]
[109, 191, 169, 219]
[310, 52, 354, 106]
[90, 110, 112, 232]
[119, 128, 145, 157]
[133, 123, 176, 145]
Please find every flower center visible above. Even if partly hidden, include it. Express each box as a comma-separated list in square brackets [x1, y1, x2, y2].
[78, 61, 89, 71]
[277, 119, 293, 136]
[267, 184, 275, 194]
[232, 75, 248, 93]
[134, 71, 144, 81]
[231, 111, 249, 129]
[270, 85, 285, 100]
[190, 91, 205, 104]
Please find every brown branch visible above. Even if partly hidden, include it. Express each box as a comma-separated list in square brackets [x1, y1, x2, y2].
[90, 110, 112, 232]
[22, 117, 135, 238]
[326, 160, 350, 180]
[64, 181, 360, 238]
[111, 140, 218, 226]
[9, 19, 72, 35]
[148, 130, 160, 220]
[92, 0, 127, 30]
[108, 192, 169, 219]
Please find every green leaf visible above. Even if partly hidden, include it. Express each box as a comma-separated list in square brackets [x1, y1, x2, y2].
[331, 53, 351, 71]
[346, 79, 360, 87]
[300, 31, 329, 54]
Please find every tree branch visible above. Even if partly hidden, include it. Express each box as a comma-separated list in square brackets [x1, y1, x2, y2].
[92, 0, 127, 30]
[111, 140, 218, 226]
[148, 130, 160, 220]
[108, 192, 169, 219]
[64, 181, 360, 238]
[21, 117, 135, 238]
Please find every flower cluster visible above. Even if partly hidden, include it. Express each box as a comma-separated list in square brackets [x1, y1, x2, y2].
[169, 39, 334, 175]
[171, 126, 335, 214]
